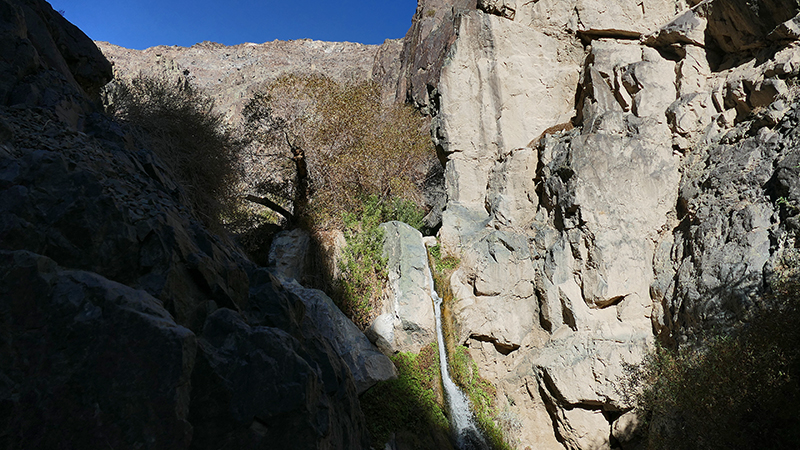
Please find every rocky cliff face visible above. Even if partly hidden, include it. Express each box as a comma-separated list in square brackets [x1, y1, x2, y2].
[398, 0, 800, 448]
[0, 1, 384, 448]
[6, 0, 800, 448]
[97, 37, 404, 123]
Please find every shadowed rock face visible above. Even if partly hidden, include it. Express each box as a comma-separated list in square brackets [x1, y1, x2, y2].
[0, 0, 111, 126]
[0, 1, 373, 448]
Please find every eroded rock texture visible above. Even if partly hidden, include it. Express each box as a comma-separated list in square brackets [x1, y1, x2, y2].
[0, 1, 375, 448]
[403, 0, 800, 448]
[97, 37, 404, 124]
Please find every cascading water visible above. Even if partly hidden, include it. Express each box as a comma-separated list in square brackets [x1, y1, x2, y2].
[427, 256, 488, 450]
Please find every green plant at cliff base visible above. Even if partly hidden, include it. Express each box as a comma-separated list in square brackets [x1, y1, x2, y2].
[626, 253, 800, 450]
[361, 343, 450, 448]
[429, 243, 460, 273]
[336, 195, 425, 329]
[428, 244, 512, 450]
[449, 346, 514, 450]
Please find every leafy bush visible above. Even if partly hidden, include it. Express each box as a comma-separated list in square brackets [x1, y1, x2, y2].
[360, 344, 449, 448]
[336, 195, 425, 329]
[337, 197, 388, 329]
[106, 74, 242, 227]
[627, 253, 800, 450]
[242, 73, 433, 230]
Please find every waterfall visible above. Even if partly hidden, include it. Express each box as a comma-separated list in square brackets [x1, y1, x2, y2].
[427, 256, 488, 450]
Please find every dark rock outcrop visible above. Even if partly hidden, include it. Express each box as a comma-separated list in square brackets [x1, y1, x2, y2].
[0, 249, 196, 449]
[0, 1, 371, 448]
[703, 0, 800, 54]
[396, 0, 477, 112]
[0, 0, 111, 121]
[660, 101, 800, 342]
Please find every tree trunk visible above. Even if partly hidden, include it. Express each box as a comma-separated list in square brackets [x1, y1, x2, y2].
[286, 132, 309, 225]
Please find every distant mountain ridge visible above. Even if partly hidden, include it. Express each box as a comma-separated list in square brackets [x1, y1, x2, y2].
[96, 38, 404, 124]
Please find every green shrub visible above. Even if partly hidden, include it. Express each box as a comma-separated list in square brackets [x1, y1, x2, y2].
[361, 344, 449, 448]
[337, 197, 389, 329]
[628, 253, 800, 450]
[336, 195, 426, 328]
[429, 244, 460, 273]
[106, 74, 242, 228]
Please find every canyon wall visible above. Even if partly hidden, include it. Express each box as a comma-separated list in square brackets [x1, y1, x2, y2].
[97, 37, 404, 124]
[0, 1, 388, 448]
[398, 0, 800, 448]
[4, 0, 800, 448]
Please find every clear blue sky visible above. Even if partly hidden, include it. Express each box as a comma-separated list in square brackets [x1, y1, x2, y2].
[49, 0, 418, 50]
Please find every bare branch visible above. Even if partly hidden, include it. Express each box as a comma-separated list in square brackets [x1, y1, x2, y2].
[244, 194, 294, 222]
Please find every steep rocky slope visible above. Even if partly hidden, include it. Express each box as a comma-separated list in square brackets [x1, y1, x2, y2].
[0, 1, 388, 448]
[7, 0, 800, 449]
[395, 0, 800, 448]
[97, 37, 404, 123]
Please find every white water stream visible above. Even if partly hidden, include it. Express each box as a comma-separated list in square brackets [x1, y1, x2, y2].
[427, 258, 488, 450]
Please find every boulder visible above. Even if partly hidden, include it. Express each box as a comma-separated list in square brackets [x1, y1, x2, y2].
[282, 279, 397, 394]
[371, 221, 436, 354]
[0, 250, 196, 449]
[188, 308, 369, 450]
[267, 228, 311, 282]
[643, 7, 708, 47]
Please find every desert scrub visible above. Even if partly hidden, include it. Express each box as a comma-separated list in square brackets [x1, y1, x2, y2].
[242, 73, 434, 230]
[336, 196, 425, 329]
[626, 252, 800, 450]
[360, 343, 449, 448]
[105, 74, 243, 228]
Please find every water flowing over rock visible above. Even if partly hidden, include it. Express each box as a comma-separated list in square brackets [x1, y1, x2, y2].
[400, 0, 800, 447]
